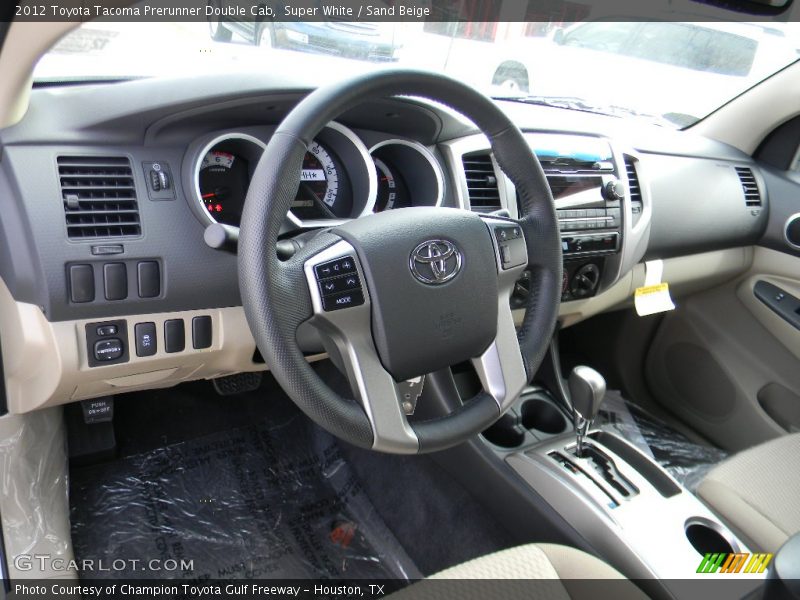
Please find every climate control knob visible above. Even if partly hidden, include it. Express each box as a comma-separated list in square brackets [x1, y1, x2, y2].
[570, 263, 601, 299]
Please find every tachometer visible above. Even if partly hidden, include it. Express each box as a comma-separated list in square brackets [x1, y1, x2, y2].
[198, 149, 250, 226]
[192, 124, 371, 229]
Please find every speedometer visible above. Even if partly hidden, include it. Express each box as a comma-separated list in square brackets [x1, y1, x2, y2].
[293, 142, 339, 216]
[291, 141, 351, 221]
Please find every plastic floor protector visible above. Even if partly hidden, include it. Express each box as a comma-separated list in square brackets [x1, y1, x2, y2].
[596, 390, 728, 492]
[70, 415, 420, 580]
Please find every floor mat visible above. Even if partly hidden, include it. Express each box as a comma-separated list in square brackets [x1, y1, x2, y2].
[70, 414, 419, 580]
[596, 390, 728, 491]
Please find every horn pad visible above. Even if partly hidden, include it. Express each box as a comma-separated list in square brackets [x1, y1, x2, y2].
[333, 207, 499, 381]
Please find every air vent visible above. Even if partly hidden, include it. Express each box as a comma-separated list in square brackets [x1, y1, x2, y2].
[58, 156, 141, 239]
[624, 156, 642, 204]
[463, 152, 501, 212]
[735, 167, 761, 207]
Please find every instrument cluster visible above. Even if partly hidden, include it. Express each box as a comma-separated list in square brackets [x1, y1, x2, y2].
[188, 123, 444, 230]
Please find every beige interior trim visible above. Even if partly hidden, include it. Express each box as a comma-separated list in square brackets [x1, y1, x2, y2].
[516, 247, 753, 328]
[0, 22, 80, 127]
[736, 246, 800, 362]
[0, 408, 76, 579]
[696, 478, 788, 553]
[0, 248, 751, 413]
[0, 278, 328, 414]
[692, 61, 800, 155]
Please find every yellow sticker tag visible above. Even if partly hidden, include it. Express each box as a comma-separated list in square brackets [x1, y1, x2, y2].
[635, 283, 669, 297]
[634, 282, 675, 316]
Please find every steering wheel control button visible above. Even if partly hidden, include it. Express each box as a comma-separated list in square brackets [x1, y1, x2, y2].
[164, 319, 186, 353]
[494, 226, 522, 242]
[94, 339, 124, 362]
[192, 316, 213, 349]
[322, 290, 365, 312]
[103, 262, 128, 301]
[315, 256, 356, 279]
[495, 232, 528, 270]
[409, 240, 462, 285]
[137, 261, 161, 298]
[134, 322, 157, 357]
[314, 254, 364, 311]
[69, 264, 95, 303]
[319, 273, 361, 297]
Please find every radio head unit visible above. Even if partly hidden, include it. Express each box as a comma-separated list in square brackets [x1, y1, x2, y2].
[527, 134, 624, 256]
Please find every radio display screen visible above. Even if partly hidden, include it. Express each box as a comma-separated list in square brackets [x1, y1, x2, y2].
[532, 134, 614, 171]
[548, 175, 602, 201]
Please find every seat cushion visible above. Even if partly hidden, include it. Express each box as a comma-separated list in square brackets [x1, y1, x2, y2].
[697, 432, 800, 552]
[390, 544, 646, 600]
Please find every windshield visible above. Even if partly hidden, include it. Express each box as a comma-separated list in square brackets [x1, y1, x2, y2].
[34, 19, 800, 127]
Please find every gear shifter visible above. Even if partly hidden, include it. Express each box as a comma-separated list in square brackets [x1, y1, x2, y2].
[568, 366, 606, 457]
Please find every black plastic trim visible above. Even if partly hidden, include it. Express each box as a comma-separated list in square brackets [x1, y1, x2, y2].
[0, 336, 8, 416]
[753, 280, 800, 331]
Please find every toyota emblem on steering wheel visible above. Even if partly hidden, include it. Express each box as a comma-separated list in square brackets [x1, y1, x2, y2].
[409, 240, 463, 285]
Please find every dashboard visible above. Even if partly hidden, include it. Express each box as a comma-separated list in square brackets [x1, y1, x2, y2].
[0, 71, 777, 414]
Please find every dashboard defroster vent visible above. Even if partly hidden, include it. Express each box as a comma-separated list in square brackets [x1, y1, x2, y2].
[734, 167, 761, 207]
[463, 152, 501, 212]
[58, 156, 141, 239]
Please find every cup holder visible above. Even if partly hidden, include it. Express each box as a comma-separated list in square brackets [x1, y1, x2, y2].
[482, 413, 525, 449]
[521, 397, 568, 434]
[481, 390, 569, 449]
[685, 517, 739, 556]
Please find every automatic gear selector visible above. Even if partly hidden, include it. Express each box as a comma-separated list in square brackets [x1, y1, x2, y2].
[568, 365, 606, 457]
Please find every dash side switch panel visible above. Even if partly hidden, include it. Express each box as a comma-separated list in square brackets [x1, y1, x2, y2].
[137, 261, 161, 298]
[86, 320, 129, 367]
[69, 264, 95, 303]
[103, 262, 128, 301]
[164, 319, 186, 353]
[134, 322, 157, 357]
[192, 316, 212, 349]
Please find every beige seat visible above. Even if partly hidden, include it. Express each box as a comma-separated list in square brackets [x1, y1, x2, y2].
[392, 544, 647, 600]
[697, 432, 800, 553]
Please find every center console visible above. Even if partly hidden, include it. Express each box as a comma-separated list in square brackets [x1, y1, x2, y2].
[473, 365, 764, 599]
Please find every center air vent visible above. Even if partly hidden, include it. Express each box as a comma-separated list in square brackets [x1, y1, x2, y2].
[734, 167, 761, 207]
[58, 156, 141, 239]
[463, 152, 501, 212]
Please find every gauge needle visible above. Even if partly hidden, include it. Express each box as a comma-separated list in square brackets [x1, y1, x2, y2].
[202, 192, 217, 199]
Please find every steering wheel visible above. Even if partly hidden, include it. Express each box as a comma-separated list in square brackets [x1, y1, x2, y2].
[238, 70, 562, 454]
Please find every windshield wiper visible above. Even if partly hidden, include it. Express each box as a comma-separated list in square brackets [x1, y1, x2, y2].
[493, 94, 673, 126]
